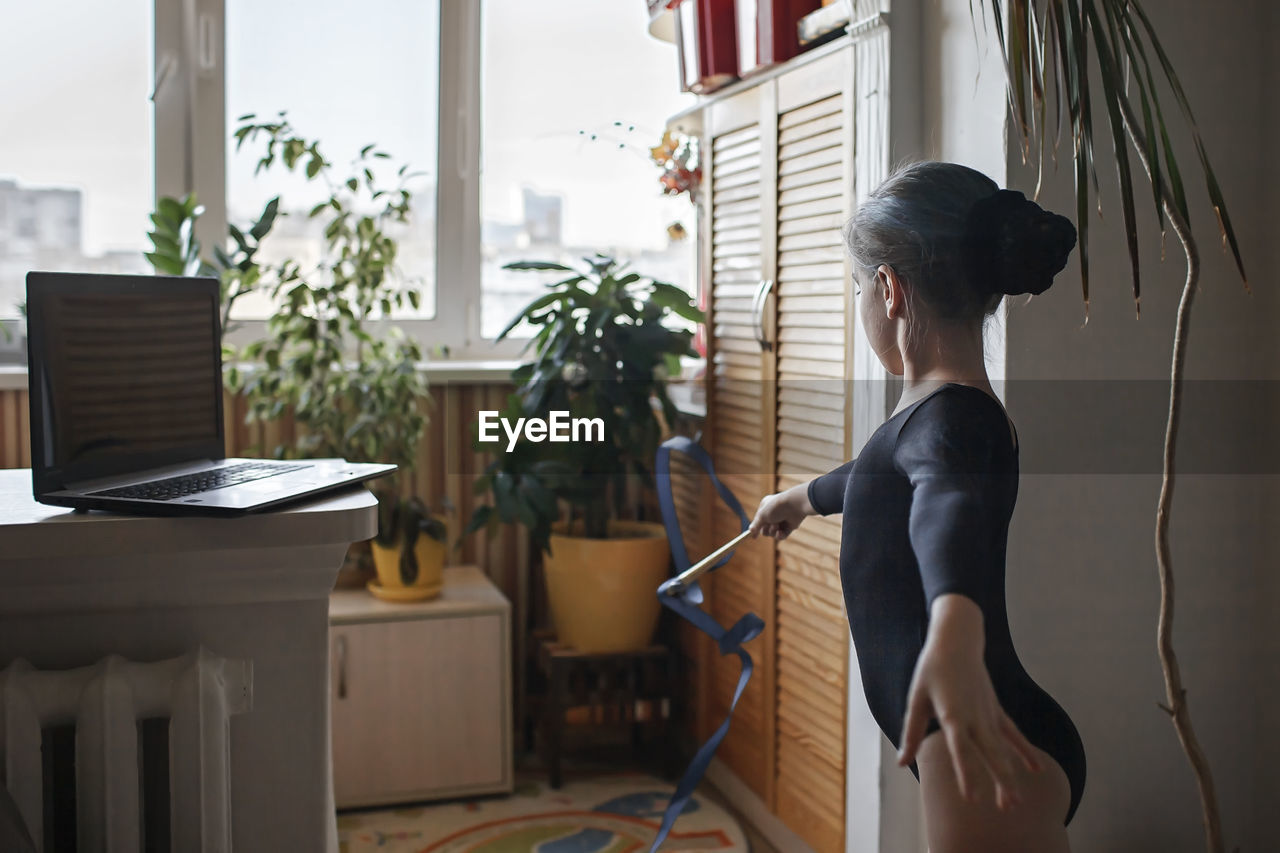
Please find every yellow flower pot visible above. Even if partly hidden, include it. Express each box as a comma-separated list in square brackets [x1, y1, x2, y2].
[369, 531, 446, 603]
[542, 520, 671, 653]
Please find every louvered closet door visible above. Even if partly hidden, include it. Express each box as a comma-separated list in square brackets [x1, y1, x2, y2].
[703, 89, 775, 795]
[771, 53, 852, 853]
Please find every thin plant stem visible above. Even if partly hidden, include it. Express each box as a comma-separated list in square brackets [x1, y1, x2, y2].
[1114, 86, 1223, 853]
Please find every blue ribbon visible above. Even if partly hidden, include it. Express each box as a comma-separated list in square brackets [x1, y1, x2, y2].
[649, 436, 763, 852]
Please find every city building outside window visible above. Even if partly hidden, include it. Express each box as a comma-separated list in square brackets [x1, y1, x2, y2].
[480, 0, 695, 339]
[0, 1, 697, 362]
[0, 1, 154, 328]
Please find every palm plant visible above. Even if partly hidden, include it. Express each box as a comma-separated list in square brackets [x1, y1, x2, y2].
[973, 2, 1248, 850]
[467, 254, 702, 554]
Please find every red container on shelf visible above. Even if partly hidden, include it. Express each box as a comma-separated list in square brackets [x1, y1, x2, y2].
[735, 0, 823, 76]
[673, 0, 739, 94]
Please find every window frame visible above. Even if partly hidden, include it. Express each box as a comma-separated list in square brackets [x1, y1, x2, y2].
[1, 1, 703, 374]
[171, 0, 526, 359]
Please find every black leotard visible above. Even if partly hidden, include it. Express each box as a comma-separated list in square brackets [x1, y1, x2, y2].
[807, 382, 1086, 825]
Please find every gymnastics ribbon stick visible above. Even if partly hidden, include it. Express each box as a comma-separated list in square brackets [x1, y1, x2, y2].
[649, 436, 764, 852]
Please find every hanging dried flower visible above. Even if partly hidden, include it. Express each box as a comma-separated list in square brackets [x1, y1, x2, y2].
[650, 130, 702, 204]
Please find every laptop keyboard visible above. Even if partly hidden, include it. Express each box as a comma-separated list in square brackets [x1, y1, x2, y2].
[91, 461, 309, 501]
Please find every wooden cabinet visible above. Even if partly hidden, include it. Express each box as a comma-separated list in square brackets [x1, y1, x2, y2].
[329, 566, 513, 808]
[683, 39, 863, 853]
[769, 53, 855, 853]
[705, 82, 778, 798]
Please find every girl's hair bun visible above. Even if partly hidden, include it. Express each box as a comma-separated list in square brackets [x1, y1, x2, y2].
[963, 189, 1077, 296]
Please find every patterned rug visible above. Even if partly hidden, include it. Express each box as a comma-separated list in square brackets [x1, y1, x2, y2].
[336, 772, 748, 853]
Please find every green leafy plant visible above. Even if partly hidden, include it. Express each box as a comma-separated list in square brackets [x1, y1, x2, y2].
[0, 301, 23, 344]
[376, 496, 449, 585]
[974, 3, 1250, 849]
[143, 112, 433, 526]
[145, 191, 274, 337]
[466, 254, 703, 553]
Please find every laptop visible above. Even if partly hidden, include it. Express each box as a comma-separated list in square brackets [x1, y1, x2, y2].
[26, 271, 396, 515]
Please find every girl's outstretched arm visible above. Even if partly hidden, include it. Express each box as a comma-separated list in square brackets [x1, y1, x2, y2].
[749, 458, 854, 540]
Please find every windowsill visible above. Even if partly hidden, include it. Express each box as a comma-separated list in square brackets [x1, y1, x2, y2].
[0, 366, 26, 391]
[1, 359, 710, 417]
[666, 379, 706, 419]
[415, 360, 521, 384]
[0, 359, 521, 391]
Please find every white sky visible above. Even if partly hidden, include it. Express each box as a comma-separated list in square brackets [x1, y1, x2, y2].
[0, 0, 694, 256]
[0, 0, 153, 255]
[224, 0, 440, 222]
[480, 0, 694, 249]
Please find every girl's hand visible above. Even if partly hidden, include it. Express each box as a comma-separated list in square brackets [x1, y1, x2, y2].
[749, 484, 813, 540]
[897, 596, 1043, 811]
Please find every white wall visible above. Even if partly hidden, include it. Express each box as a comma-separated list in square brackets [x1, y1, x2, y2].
[1261, 0, 1280, 837]
[899, 1, 1277, 850]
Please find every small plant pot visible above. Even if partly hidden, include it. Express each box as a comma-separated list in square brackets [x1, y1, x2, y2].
[542, 520, 671, 653]
[333, 540, 375, 590]
[368, 532, 446, 603]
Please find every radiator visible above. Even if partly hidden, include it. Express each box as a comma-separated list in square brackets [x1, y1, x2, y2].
[0, 648, 253, 853]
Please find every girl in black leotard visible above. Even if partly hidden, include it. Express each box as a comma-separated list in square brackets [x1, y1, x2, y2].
[750, 162, 1086, 852]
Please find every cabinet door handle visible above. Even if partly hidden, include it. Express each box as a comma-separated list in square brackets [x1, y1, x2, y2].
[335, 635, 348, 699]
[752, 278, 775, 352]
[750, 278, 767, 349]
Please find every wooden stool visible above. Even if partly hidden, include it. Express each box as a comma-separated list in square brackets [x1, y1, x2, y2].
[537, 639, 680, 788]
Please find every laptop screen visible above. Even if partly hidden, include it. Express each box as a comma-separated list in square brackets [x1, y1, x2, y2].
[27, 272, 225, 492]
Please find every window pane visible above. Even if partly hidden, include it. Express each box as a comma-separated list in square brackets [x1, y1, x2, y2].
[0, 1, 154, 322]
[225, 0, 439, 320]
[481, 0, 697, 339]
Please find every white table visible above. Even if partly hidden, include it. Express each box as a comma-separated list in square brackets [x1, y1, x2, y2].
[0, 469, 376, 852]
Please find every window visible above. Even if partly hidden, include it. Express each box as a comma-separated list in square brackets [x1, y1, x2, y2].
[1, 1, 696, 359]
[224, 0, 440, 322]
[479, 0, 696, 338]
[0, 0, 154, 319]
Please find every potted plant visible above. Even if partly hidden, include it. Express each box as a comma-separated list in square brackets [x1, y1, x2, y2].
[468, 254, 703, 652]
[144, 113, 434, 593]
[372, 497, 450, 601]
